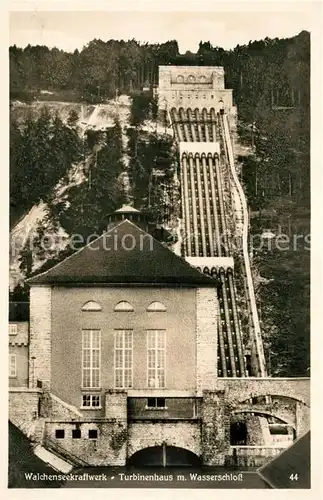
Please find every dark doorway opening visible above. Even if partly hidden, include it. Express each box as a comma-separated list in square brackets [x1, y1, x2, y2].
[127, 445, 201, 467]
[230, 421, 247, 445]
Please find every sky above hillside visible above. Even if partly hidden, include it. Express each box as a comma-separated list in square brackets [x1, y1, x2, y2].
[9, 7, 315, 53]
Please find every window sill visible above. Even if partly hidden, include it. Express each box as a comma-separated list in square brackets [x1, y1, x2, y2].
[80, 407, 102, 410]
[81, 388, 101, 392]
[145, 407, 168, 411]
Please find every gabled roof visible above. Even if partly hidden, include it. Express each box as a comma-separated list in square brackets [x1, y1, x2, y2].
[27, 220, 218, 287]
[114, 205, 140, 213]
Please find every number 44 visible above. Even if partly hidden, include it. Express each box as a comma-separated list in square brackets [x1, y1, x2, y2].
[289, 473, 299, 481]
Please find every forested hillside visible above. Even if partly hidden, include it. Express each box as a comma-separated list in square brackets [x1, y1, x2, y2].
[10, 30, 310, 207]
[9, 30, 310, 376]
[10, 32, 309, 109]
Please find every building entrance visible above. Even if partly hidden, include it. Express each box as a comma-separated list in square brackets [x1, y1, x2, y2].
[127, 445, 201, 467]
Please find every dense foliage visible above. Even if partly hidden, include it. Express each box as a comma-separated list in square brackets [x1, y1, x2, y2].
[52, 122, 125, 238]
[17, 121, 126, 281]
[240, 107, 310, 211]
[127, 128, 177, 220]
[10, 108, 83, 225]
[254, 247, 310, 376]
[10, 32, 309, 108]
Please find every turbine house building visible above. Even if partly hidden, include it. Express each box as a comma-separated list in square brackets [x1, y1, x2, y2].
[9, 66, 310, 468]
[16, 219, 224, 466]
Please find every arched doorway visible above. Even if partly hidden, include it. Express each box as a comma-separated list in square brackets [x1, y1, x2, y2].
[127, 445, 201, 467]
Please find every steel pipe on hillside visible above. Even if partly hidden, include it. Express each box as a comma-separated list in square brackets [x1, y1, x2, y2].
[180, 155, 188, 256]
[208, 155, 222, 256]
[177, 109, 186, 142]
[213, 154, 230, 255]
[228, 269, 246, 375]
[221, 112, 267, 378]
[217, 313, 228, 376]
[202, 108, 210, 142]
[201, 154, 215, 256]
[188, 154, 200, 256]
[195, 108, 203, 142]
[181, 154, 192, 256]
[219, 269, 237, 377]
[187, 108, 198, 142]
[195, 154, 207, 256]
[210, 108, 217, 143]
[172, 109, 185, 142]
[218, 112, 235, 211]
[179, 108, 191, 142]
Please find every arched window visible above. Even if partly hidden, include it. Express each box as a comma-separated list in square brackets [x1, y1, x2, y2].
[81, 301, 102, 312]
[114, 301, 134, 312]
[147, 301, 167, 312]
[177, 75, 184, 83]
[188, 75, 196, 83]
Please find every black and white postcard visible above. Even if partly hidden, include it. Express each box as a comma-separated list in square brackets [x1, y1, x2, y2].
[5, 1, 321, 497]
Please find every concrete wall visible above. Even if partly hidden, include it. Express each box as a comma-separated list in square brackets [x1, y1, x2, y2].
[230, 413, 270, 445]
[29, 286, 52, 390]
[9, 321, 28, 345]
[180, 142, 220, 156]
[9, 388, 41, 440]
[160, 91, 233, 112]
[127, 397, 200, 420]
[232, 407, 297, 430]
[245, 416, 266, 445]
[196, 288, 218, 391]
[51, 286, 197, 412]
[158, 66, 233, 111]
[201, 390, 230, 465]
[44, 420, 127, 466]
[9, 345, 29, 387]
[296, 401, 311, 436]
[225, 446, 285, 468]
[105, 391, 127, 420]
[47, 393, 83, 420]
[214, 378, 310, 406]
[159, 65, 225, 89]
[128, 421, 201, 458]
[9, 320, 29, 387]
[186, 256, 234, 270]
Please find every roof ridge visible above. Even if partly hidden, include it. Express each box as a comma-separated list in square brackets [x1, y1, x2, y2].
[27, 220, 218, 287]
[26, 219, 128, 284]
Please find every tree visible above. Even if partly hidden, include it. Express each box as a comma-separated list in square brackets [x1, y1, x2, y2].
[54, 121, 125, 239]
[67, 109, 79, 127]
[130, 93, 153, 126]
[18, 239, 33, 277]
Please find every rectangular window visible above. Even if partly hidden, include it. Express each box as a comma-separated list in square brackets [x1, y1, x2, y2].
[72, 429, 81, 439]
[82, 394, 101, 408]
[55, 429, 65, 439]
[82, 329, 101, 389]
[88, 429, 98, 439]
[147, 330, 166, 388]
[146, 397, 166, 409]
[114, 330, 133, 388]
[9, 324, 17, 335]
[9, 354, 16, 377]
